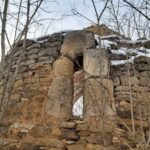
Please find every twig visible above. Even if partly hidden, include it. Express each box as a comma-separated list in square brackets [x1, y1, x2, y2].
[123, 0, 150, 20]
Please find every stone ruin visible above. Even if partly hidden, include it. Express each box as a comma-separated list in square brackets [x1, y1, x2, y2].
[0, 28, 150, 150]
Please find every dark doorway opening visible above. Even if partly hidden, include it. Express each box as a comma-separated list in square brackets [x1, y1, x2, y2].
[74, 55, 83, 71]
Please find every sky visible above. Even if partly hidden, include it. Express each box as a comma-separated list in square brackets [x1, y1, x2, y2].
[0, 0, 101, 52]
[0, 0, 150, 54]
[28, 0, 100, 38]
[0, 0, 106, 53]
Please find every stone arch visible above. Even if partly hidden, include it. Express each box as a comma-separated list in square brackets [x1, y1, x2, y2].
[47, 30, 95, 120]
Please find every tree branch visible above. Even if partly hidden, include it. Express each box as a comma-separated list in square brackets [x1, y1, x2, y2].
[123, 0, 150, 20]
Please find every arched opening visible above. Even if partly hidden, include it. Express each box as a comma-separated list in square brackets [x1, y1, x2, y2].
[72, 55, 84, 117]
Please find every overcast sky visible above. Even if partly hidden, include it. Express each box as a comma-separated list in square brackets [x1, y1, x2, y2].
[0, 0, 149, 54]
[0, 0, 106, 53]
[28, 0, 101, 38]
[1, 0, 102, 41]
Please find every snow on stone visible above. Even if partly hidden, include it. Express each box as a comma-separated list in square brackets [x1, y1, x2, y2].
[95, 34, 119, 49]
[111, 48, 127, 55]
[94, 35, 150, 65]
[72, 96, 83, 117]
[100, 34, 123, 40]
[96, 39, 116, 49]
[111, 47, 150, 65]
[101, 40, 115, 49]
[120, 39, 149, 44]
[111, 56, 134, 65]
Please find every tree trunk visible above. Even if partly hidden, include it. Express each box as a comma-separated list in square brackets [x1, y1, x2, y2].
[1, 0, 9, 66]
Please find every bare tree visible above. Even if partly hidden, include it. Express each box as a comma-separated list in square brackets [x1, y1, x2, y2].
[0, 0, 46, 121]
[123, 0, 150, 21]
[1, 0, 9, 66]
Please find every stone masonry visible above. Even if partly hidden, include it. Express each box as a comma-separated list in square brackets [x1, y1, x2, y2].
[0, 29, 149, 150]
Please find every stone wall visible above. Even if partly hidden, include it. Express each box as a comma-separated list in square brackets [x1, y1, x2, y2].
[0, 34, 62, 129]
[111, 56, 150, 149]
[0, 30, 150, 150]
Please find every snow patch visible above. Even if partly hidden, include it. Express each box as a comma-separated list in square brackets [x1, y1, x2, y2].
[111, 47, 150, 65]
[72, 96, 83, 117]
[111, 48, 127, 55]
